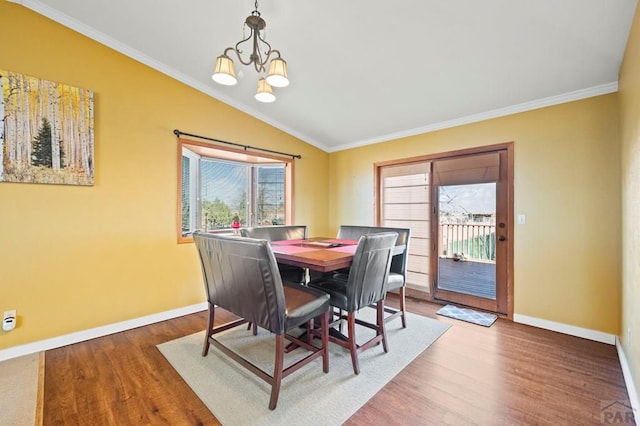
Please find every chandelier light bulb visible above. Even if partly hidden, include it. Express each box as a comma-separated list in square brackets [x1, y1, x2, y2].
[255, 78, 276, 103]
[212, 55, 238, 86]
[266, 58, 289, 88]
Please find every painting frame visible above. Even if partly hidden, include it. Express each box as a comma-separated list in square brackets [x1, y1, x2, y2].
[0, 69, 95, 186]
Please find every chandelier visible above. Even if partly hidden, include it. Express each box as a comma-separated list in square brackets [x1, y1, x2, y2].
[211, 1, 289, 103]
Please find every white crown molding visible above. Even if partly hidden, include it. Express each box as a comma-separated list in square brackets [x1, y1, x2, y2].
[329, 81, 619, 153]
[616, 337, 640, 421]
[513, 313, 616, 345]
[0, 303, 207, 362]
[13, 0, 327, 151]
[12, 0, 618, 154]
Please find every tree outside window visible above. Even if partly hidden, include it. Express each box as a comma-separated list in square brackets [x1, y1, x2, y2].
[179, 140, 292, 242]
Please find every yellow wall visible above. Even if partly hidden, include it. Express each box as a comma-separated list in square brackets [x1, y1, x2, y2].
[0, 2, 329, 348]
[619, 0, 640, 401]
[329, 95, 621, 334]
[0, 1, 628, 352]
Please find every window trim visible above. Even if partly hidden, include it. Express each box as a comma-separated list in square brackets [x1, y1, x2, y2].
[177, 138, 294, 243]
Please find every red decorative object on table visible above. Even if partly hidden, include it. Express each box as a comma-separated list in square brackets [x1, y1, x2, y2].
[232, 213, 241, 235]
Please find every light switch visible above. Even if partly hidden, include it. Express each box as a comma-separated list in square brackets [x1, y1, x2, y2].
[517, 214, 526, 225]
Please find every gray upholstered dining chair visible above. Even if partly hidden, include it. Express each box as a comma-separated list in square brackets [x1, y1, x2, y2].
[307, 232, 398, 375]
[240, 225, 307, 284]
[336, 225, 412, 328]
[193, 231, 330, 410]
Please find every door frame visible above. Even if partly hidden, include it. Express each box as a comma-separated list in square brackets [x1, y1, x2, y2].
[374, 142, 514, 319]
[430, 143, 513, 318]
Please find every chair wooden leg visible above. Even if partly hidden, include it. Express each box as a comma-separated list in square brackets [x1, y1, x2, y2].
[347, 312, 360, 375]
[202, 303, 215, 356]
[399, 287, 407, 328]
[269, 334, 285, 410]
[306, 318, 314, 345]
[246, 322, 258, 335]
[377, 301, 389, 353]
[321, 311, 330, 373]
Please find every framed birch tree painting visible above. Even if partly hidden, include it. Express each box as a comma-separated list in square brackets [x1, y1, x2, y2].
[0, 69, 94, 186]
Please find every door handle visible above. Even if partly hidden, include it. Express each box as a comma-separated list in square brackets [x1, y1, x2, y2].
[498, 235, 506, 241]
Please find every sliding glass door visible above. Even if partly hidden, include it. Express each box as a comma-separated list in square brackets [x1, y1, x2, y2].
[376, 143, 513, 316]
[378, 162, 431, 294]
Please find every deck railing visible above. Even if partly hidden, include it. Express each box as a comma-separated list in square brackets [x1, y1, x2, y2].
[440, 223, 496, 261]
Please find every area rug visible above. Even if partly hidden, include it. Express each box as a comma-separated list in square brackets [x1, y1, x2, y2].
[437, 304, 498, 327]
[0, 352, 43, 426]
[158, 310, 450, 426]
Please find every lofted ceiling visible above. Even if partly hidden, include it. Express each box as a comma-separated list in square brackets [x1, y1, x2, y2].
[12, 0, 638, 152]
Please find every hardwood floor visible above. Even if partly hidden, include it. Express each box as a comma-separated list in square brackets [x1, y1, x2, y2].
[43, 297, 633, 425]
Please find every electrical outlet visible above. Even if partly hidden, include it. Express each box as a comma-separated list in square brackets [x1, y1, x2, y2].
[2, 310, 16, 332]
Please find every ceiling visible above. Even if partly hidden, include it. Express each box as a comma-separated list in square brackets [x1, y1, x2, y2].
[14, 0, 638, 152]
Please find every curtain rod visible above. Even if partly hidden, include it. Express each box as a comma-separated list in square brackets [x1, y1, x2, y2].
[173, 129, 302, 160]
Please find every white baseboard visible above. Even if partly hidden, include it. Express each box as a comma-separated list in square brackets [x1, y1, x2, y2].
[513, 313, 616, 345]
[616, 337, 640, 424]
[0, 302, 208, 362]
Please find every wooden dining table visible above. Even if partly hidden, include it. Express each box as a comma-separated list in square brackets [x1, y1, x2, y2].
[269, 237, 359, 351]
[271, 236, 407, 352]
[270, 238, 360, 273]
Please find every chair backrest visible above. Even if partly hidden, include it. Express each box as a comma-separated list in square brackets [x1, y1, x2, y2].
[346, 232, 398, 311]
[240, 225, 307, 241]
[337, 225, 411, 278]
[193, 231, 287, 334]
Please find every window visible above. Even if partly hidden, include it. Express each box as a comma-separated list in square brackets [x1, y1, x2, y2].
[178, 139, 293, 242]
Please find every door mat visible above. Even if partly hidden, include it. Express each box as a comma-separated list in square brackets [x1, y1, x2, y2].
[436, 304, 498, 327]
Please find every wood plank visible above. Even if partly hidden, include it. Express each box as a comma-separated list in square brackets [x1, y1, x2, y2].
[438, 257, 496, 299]
[42, 299, 633, 425]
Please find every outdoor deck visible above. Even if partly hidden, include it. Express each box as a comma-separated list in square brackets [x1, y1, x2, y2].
[438, 257, 496, 299]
